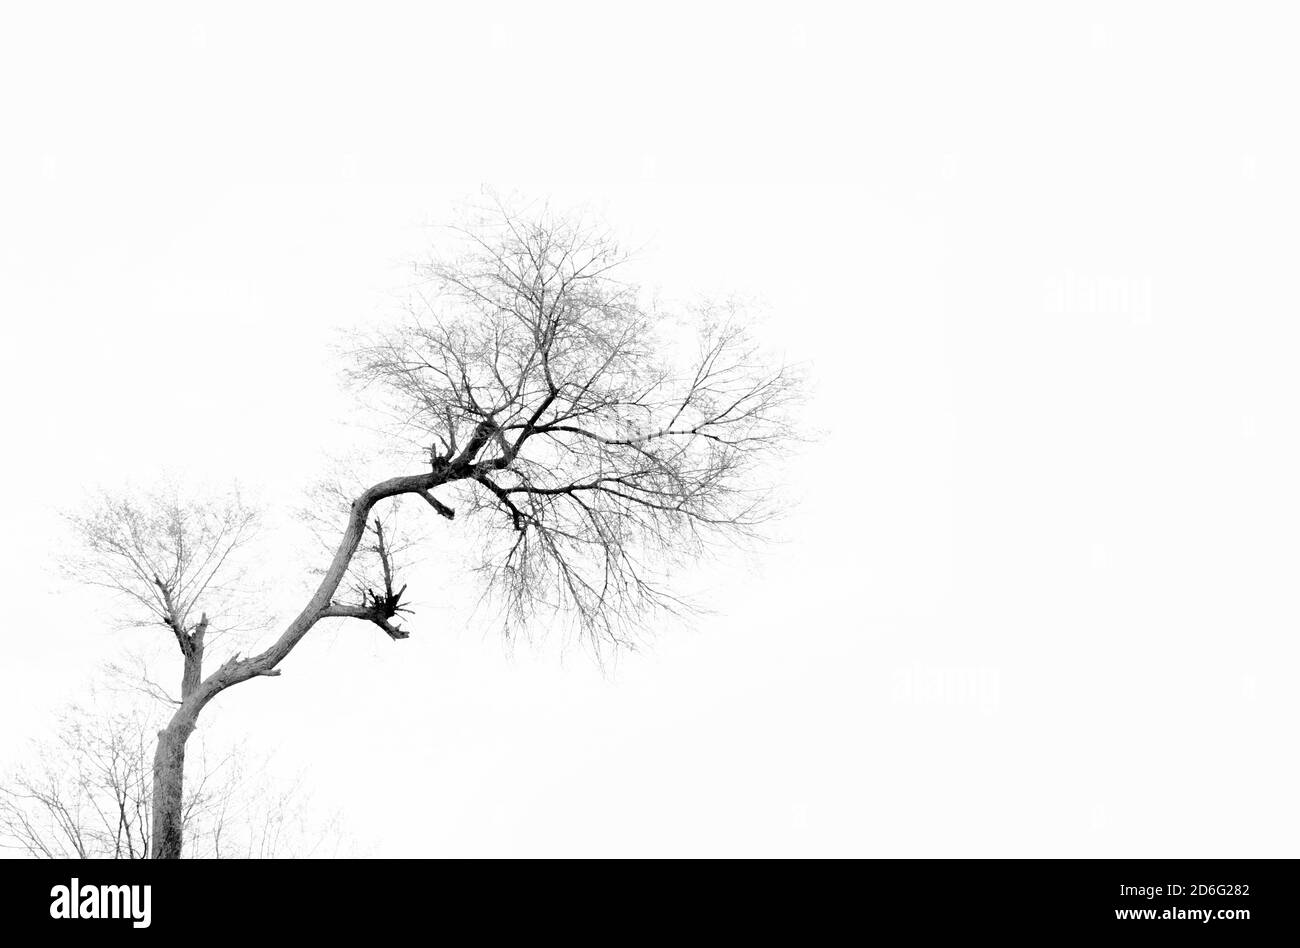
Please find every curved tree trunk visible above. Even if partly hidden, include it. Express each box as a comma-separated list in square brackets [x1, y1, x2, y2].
[145, 469, 449, 858]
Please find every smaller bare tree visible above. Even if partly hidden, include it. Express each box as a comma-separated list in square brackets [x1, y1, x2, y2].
[61, 484, 268, 858]
[0, 698, 345, 858]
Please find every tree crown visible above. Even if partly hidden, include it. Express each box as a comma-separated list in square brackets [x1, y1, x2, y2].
[347, 200, 801, 647]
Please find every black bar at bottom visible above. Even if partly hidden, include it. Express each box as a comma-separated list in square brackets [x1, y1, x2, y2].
[0, 858, 1291, 937]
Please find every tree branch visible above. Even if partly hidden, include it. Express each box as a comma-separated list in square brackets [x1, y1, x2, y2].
[418, 491, 456, 520]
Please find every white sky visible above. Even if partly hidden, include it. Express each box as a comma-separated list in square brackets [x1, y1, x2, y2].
[2, 3, 1298, 856]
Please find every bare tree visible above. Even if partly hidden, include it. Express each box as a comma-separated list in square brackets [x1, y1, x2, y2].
[61, 484, 272, 859]
[0, 698, 346, 859]
[69, 199, 800, 858]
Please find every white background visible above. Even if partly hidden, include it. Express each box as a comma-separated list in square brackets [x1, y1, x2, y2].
[2, 3, 1297, 856]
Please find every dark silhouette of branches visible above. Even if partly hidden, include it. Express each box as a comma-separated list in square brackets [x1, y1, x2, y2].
[347, 198, 801, 647]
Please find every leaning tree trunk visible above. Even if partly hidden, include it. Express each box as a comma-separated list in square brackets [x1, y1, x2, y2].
[146, 469, 447, 857]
